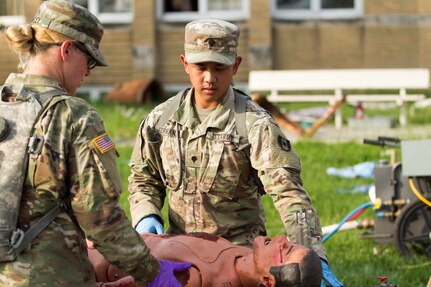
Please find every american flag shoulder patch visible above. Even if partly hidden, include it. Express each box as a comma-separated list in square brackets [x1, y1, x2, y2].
[92, 133, 115, 154]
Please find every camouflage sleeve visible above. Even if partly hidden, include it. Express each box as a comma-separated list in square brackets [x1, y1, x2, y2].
[128, 115, 167, 228]
[66, 99, 160, 285]
[248, 113, 328, 261]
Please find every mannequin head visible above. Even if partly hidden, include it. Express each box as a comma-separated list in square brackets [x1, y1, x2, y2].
[253, 235, 322, 287]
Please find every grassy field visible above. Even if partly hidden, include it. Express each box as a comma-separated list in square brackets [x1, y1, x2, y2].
[94, 101, 430, 287]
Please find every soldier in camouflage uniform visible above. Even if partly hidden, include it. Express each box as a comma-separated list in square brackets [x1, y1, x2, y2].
[0, 1, 190, 286]
[129, 19, 344, 286]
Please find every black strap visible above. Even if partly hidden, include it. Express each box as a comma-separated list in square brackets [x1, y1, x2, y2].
[12, 204, 65, 254]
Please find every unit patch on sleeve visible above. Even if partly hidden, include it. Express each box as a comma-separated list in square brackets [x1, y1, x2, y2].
[92, 133, 115, 154]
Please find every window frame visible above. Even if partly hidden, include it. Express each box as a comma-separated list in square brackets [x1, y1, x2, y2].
[0, 0, 25, 26]
[76, 0, 133, 24]
[0, 15, 25, 26]
[158, 0, 249, 23]
[0, 0, 134, 27]
[272, 0, 363, 20]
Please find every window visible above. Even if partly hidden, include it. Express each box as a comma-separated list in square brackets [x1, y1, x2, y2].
[273, 0, 362, 20]
[0, 0, 25, 27]
[159, 0, 249, 22]
[68, 0, 133, 24]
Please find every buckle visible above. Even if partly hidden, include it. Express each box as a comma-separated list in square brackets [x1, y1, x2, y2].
[27, 135, 44, 154]
[10, 229, 24, 249]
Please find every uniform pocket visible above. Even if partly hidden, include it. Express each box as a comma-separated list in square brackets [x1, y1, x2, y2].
[200, 137, 247, 199]
[159, 132, 182, 190]
[199, 141, 224, 193]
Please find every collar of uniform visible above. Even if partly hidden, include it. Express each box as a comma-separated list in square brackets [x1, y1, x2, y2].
[198, 88, 233, 132]
[5, 73, 66, 93]
[173, 88, 200, 130]
[174, 87, 235, 133]
[173, 86, 235, 133]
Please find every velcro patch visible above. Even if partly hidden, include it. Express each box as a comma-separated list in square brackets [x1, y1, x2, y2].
[277, 135, 291, 151]
[92, 133, 115, 154]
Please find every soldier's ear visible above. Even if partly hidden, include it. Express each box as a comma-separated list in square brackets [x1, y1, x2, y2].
[180, 55, 189, 74]
[58, 40, 74, 63]
[232, 56, 242, 74]
[260, 274, 275, 287]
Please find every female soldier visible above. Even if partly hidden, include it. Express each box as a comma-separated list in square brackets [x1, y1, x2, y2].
[0, 1, 189, 286]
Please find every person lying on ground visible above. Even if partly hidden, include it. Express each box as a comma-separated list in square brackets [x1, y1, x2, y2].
[88, 233, 322, 287]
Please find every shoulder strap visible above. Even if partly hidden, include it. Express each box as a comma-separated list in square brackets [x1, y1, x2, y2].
[157, 88, 250, 136]
[233, 89, 266, 195]
[36, 89, 65, 107]
[12, 203, 66, 255]
[233, 88, 250, 147]
[156, 88, 189, 129]
[0, 85, 63, 107]
[12, 91, 69, 256]
[28, 91, 70, 155]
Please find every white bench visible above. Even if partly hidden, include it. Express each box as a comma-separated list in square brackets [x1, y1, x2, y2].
[248, 69, 429, 129]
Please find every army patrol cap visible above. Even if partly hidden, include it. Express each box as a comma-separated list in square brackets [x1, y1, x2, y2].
[184, 19, 239, 65]
[32, 0, 108, 67]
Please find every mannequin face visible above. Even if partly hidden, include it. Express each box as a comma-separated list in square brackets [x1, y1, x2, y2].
[253, 235, 309, 274]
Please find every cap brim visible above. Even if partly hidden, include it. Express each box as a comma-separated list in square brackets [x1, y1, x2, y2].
[185, 51, 235, 65]
[85, 43, 108, 67]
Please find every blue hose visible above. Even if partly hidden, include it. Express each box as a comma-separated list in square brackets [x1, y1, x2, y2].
[323, 201, 373, 243]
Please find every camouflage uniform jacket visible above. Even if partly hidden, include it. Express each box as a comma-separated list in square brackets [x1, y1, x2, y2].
[129, 86, 327, 260]
[0, 73, 159, 286]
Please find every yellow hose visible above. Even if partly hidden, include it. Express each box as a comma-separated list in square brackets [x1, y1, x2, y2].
[408, 178, 431, 207]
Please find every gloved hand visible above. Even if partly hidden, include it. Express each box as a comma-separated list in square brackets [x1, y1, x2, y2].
[135, 215, 164, 234]
[321, 259, 344, 287]
[147, 260, 192, 287]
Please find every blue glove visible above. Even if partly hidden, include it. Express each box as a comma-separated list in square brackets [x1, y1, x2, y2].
[146, 260, 192, 287]
[135, 215, 164, 234]
[321, 259, 344, 287]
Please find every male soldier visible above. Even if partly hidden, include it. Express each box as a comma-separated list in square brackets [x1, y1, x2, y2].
[129, 19, 343, 286]
[0, 0, 189, 285]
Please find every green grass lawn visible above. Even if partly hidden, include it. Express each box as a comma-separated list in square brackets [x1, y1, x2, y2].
[95, 102, 430, 287]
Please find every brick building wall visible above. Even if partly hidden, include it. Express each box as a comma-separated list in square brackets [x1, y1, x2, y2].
[1, 0, 431, 90]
